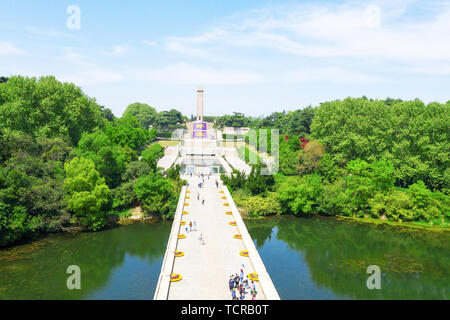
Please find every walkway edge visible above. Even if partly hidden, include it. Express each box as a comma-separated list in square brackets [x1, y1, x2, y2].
[223, 187, 281, 300]
[153, 185, 187, 300]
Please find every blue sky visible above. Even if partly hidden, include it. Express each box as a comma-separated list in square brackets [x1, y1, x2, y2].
[1, 0, 449, 117]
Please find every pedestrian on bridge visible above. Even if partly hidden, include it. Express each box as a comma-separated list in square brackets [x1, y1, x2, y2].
[231, 288, 236, 300]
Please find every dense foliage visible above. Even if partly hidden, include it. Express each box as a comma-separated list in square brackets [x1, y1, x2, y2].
[123, 102, 157, 129]
[227, 97, 449, 227]
[311, 98, 449, 191]
[0, 76, 183, 247]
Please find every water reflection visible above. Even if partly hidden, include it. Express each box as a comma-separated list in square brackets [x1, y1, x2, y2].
[0, 222, 171, 299]
[245, 216, 450, 300]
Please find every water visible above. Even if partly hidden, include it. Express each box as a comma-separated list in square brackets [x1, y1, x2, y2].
[1, 216, 448, 299]
[245, 216, 450, 300]
[0, 221, 171, 299]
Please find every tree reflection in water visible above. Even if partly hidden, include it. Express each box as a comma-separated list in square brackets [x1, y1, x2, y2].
[245, 216, 450, 300]
[0, 221, 171, 299]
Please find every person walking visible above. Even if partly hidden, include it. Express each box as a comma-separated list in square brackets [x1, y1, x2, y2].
[199, 234, 203, 245]
[244, 276, 250, 290]
[231, 287, 236, 300]
[240, 269, 244, 283]
[189, 221, 192, 232]
[197, 193, 200, 200]
[229, 276, 234, 291]
[202, 198, 205, 205]
[193, 221, 196, 230]
[234, 274, 240, 288]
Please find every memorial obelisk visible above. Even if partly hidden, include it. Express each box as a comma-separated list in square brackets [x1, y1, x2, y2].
[193, 87, 206, 138]
[196, 87, 204, 121]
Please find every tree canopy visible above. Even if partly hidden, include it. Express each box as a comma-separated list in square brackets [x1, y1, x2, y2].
[123, 102, 157, 129]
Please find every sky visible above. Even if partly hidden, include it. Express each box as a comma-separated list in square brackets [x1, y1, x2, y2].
[1, 0, 450, 117]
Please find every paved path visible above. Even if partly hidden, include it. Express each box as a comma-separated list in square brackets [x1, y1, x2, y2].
[166, 174, 266, 300]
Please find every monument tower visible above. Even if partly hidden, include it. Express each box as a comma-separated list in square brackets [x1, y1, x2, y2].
[193, 87, 207, 138]
[196, 87, 204, 121]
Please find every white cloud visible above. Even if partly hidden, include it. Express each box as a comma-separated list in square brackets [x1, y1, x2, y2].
[107, 45, 129, 56]
[0, 41, 25, 56]
[282, 67, 384, 84]
[143, 62, 266, 85]
[139, 62, 382, 86]
[59, 68, 124, 86]
[62, 47, 88, 65]
[143, 40, 157, 46]
[164, 2, 450, 62]
[59, 48, 124, 85]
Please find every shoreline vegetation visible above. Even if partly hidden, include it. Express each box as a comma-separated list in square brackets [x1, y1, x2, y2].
[220, 98, 449, 230]
[0, 76, 186, 248]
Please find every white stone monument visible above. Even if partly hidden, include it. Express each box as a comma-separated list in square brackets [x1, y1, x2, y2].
[196, 87, 204, 122]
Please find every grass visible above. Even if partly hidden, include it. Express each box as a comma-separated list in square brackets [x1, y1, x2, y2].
[155, 140, 180, 148]
[336, 215, 450, 232]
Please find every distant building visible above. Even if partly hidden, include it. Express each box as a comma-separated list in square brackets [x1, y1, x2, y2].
[223, 127, 250, 135]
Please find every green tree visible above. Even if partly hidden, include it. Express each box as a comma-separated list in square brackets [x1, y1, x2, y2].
[0, 75, 103, 145]
[123, 102, 157, 129]
[141, 143, 164, 170]
[277, 174, 323, 215]
[104, 114, 154, 150]
[63, 157, 111, 231]
[134, 171, 178, 219]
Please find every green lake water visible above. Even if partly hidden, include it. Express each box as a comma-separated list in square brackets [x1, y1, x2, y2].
[0, 216, 448, 299]
[245, 216, 450, 300]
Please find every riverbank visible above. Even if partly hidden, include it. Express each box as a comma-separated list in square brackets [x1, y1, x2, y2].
[335, 215, 450, 232]
[238, 206, 450, 232]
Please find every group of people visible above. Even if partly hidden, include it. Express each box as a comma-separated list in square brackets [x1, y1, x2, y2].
[228, 268, 257, 300]
[185, 221, 197, 233]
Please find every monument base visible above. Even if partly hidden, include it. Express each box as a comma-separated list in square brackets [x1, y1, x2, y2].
[193, 121, 207, 139]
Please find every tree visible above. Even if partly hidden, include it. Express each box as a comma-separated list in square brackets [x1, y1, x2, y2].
[63, 157, 111, 231]
[0, 75, 104, 145]
[123, 102, 157, 129]
[104, 114, 154, 150]
[277, 174, 323, 215]
[310, 97, 449, 191]
[141, 143, 164, 170]
[297, 140, 325, 175]
[76, 130, 127, 188]
[154, 109, 185, 131]
[134, 171, 178, 219]
[100, 106, 116, 122]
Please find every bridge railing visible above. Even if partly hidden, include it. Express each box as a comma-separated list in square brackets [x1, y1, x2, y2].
[153, 185, 187, 300]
